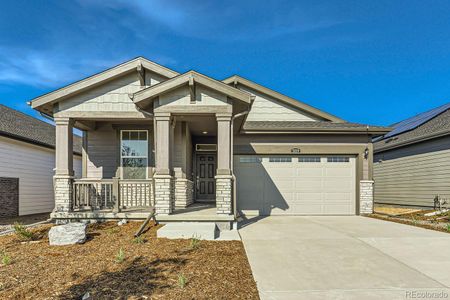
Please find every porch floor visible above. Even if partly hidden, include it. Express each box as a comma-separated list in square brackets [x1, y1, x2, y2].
[52, 202, 234, 222]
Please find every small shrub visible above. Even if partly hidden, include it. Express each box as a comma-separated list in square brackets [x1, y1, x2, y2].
[190, 235, 201, 249]
[133, 236, 145, 244]
[447, 223, 450, 232]
[0, 250, 11, 266]
[115, 248, 125, 263]
[178, 273, 187, 288]
[13, 223, 34, 241]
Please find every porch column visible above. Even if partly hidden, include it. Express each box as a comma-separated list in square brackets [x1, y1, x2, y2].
[53, 117, 74, 215]
[216, 113, 232, 215]
[154, 113, 174, 215]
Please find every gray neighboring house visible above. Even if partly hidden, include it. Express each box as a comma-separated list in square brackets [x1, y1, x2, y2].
[374, 103, 450, 207]
[29, 57, 389, 226]
[0, 105, 82, 217]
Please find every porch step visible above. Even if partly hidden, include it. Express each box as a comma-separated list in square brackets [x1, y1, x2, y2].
[157, 222, 218, 240]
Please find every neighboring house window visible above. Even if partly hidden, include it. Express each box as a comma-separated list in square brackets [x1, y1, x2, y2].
[121, 130, 148, 179]
[298, 156, 321, 163]
[269, 157, 292, 163]
[327, 156, 350, 163]
[239, 157, 262, 163]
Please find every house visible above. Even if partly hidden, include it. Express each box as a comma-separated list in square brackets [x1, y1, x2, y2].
[374, 102, 450, 208]
[29, 57, 389, 226]
[0, 105, 82, 217]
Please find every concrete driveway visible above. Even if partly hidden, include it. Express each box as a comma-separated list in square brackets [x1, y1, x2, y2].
[239, 216, 450, 300]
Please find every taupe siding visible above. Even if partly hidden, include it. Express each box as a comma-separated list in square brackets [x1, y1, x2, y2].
[86, 123, 118, 178]
[238, 85, 322, 122]
[0, 136, 81, 215]
[374, 136, 450, 207]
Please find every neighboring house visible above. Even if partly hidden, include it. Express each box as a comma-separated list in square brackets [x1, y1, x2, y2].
[29, 57, 389, 226]
[374, 103, 450, 207]
[0, 105, 82, 217]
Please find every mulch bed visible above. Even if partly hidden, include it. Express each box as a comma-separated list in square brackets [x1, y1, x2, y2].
[367, 210, 450, 234]
[0, 222, 259, 300]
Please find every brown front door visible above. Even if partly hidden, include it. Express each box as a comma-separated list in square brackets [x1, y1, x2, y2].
[196, 153, 216, 201]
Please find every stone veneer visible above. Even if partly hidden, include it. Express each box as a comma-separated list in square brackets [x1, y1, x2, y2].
[154, 175, 174, 215]
[215, 175, 232, 214]
[174, 178, 194, 209]
[54, 176, 73, 213]
[0, 177, 19, 217]
[360, 180, 374, 214]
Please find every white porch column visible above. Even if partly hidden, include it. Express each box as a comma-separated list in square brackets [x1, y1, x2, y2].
[154, 113, 174, 215]
[216, 113, 232, 215]
[53, 117, 74, 214]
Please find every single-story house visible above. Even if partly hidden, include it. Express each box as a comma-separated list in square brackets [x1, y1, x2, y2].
[0, 105, 82, 217]
[29, 57, 389, 225]
[374, 102, 450, 208]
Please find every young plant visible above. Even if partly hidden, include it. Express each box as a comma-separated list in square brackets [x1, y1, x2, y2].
[190, 235, 201, 250]
[0, 250, 11, 266]
[447, 223, 450, 232]
[178, 273, 187, 288]
[13, 223, 34, 241]
[133, 236, 145, 244]
[115, 248, 125, 263]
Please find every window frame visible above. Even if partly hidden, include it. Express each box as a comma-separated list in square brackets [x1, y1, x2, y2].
[268, 157, 292, 163]
[120, 129, 149, 180]
[327, 156, 350, 163]
[298, 156, 321, 163]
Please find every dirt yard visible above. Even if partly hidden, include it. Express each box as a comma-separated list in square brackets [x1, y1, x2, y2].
[369, 206, 450, 233]
[0, 221, 259, 300]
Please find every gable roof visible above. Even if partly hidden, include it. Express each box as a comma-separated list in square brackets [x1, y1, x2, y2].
[222, 75, 345, 123]
[133, 71, 253, 107]
[243, 120, 390, 134]
[374, 103, 450, 153]
[30, 57, 179, 114]
[0, 105, 82, 155]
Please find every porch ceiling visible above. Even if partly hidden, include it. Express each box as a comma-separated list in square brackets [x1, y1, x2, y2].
[177, 115, 217, 136]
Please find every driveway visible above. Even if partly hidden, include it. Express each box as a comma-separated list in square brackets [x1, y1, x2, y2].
[239, 216, 450, 300]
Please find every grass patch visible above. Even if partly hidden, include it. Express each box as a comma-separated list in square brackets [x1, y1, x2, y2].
[190, 235, 201, 250]
[132, 236, 145, 244]
[178, 273, 187, 288]
[13, 223, 34, 241]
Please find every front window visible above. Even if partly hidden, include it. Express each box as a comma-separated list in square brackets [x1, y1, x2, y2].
[121, 130, 148, 179]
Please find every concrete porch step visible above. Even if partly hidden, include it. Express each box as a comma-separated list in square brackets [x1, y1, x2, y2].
[156, 222, 241, 241]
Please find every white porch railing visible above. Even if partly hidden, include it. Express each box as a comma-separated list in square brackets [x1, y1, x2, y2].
[72, 178, 154, 211]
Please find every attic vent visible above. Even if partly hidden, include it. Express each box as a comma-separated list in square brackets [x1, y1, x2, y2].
[196, 144, 217, 152]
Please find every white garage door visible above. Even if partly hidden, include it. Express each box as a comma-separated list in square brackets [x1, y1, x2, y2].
[234, 155, 356, 215]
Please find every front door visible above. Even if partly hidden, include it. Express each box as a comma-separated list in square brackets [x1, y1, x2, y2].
[195, 153, 216, 201]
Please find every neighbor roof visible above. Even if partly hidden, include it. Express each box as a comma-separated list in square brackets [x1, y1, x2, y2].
[223, 75, 345, 123]
[374, 103, 450, 153]
[243, 121, 390, 134]
[30, 57, 179, 114]
[0, 105, 82, 154]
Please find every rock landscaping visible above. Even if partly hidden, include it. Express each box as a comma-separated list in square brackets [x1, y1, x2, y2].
[0, 221, 259, 299]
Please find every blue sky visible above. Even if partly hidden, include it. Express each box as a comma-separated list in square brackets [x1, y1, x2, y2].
[1, 0, 450, 126]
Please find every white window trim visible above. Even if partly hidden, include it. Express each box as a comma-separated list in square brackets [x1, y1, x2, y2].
[120, 130, 149, 179]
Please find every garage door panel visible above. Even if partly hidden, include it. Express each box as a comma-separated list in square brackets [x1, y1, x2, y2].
[234, 155, 356, 216]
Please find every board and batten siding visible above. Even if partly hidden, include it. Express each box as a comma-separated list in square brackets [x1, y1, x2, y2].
[86, 122, 118, 179]
[0, 136, 81, 216]
[374, 136, 450, 207]
[238, 85, 322, 122]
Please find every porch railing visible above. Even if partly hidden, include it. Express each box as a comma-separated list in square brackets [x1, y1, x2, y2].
[72, 178, 154, 211]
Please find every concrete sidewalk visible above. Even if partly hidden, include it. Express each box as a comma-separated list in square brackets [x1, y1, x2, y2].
[239, 216, 450, 300]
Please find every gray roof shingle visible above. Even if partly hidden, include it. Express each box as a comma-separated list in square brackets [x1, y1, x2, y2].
[374, 107, 450, 152]
[0, 104, 82, 154]
[243, 121, 389, 132]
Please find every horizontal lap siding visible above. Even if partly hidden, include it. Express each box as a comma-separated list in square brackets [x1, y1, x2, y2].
[87, 123, 117, 179]
[0, 136, 81, 215]
[374, 140, 450, 207]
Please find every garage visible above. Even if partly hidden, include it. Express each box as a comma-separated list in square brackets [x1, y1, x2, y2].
[234, 155, 356, 215]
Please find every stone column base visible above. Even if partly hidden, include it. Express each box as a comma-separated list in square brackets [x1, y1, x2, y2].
[216, 175, 232, 215]
[174, 178, 194, 209]
[53, 175, 74, 213]
[360, 180, 374, 214]
[154, 175, 174, 215]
